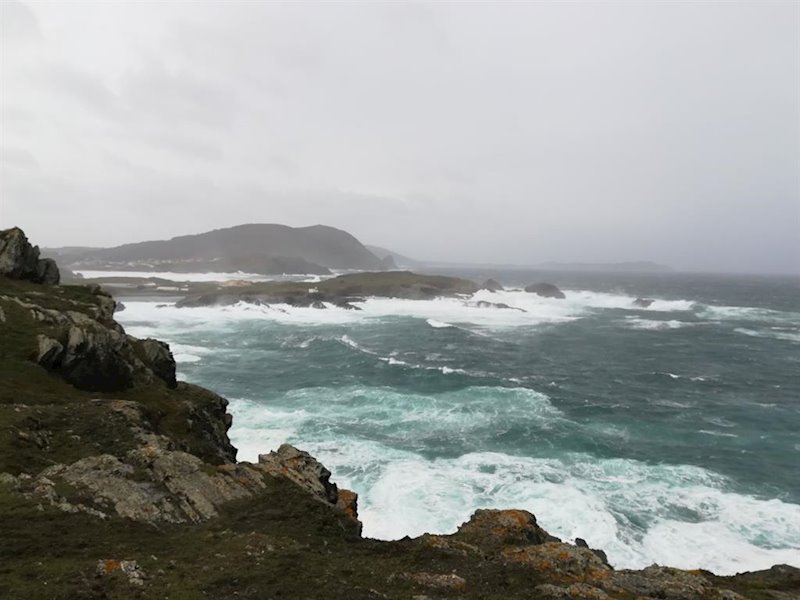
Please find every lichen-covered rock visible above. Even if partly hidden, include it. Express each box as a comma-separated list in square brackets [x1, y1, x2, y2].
[258, 444, 361, 528]
[453, 509, 559, 551]
[502, 542, 612, 581]
[258, 444, 338, 504]
[29, 450, 261, 524]
[0, 227, 60, 284]
[96, 559, 146, 586]
[336, 488, 360, 525]
[535, 583, 611, 599]
[610, 565, 715, 599]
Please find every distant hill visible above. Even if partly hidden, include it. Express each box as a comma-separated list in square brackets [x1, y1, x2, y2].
[365, 245, 422, 269]
[48, 224, 385, 274]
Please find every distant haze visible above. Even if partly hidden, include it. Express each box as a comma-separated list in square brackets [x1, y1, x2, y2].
[1, 1, 798, 274]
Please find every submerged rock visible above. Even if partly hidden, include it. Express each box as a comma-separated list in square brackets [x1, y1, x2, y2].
[474, 300, 526, 312]
[525, 282, 566, 299]
[379, 254, 398, 270]
[633, 297, 654, 308]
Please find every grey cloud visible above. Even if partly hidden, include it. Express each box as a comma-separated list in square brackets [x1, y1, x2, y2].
[1, 146, 39, 169]
[0, 0, 797, 273]
[0, 0, 41, 42]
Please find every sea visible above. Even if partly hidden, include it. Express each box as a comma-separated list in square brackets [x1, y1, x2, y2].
[109, 268, 800, 575]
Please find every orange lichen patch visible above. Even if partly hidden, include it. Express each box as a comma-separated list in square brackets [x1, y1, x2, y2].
[501, 542, 612, 584]
[336, 489, 358, 522]
[99, 559, 121, 574]
[455, 508, 556, 550]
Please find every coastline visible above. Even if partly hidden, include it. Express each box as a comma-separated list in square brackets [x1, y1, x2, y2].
[1, 228, 798, 598]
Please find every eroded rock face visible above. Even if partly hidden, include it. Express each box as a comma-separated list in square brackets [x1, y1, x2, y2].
[258, 444, 338, 504]
[12, 439, 360, 527]
[525, 282, 566, 299]
[137, 338, 177, 388]
[0, 227, 60, 284]
[19, 294, 176, 393]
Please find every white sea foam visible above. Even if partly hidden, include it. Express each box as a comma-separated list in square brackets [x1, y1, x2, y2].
[169, 342, 212, 364]
[700, 305, 800, 325]
[427, 319, 455, 329]
[625, 317, 690, 330]
[699, 430, 739, 438]
[116, 286, 701, 336]
[222, 385, 800, 575]
[734, 327, 800, 343]
[115, 298, 800, 575]
[557, 290, 695, 312]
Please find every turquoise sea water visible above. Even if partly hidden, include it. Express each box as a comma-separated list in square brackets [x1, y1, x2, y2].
[117, 270, 800, 575]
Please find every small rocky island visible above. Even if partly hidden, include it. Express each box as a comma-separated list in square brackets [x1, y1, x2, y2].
[176, 271, 482, 309]
[1, 227, 797, 599]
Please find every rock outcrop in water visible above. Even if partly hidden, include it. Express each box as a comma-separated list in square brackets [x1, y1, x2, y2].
[525, 282, 566, 299]
[1, 227, 797, 599]
[481, 278, 504, 292]
[176, 271, 481, 308]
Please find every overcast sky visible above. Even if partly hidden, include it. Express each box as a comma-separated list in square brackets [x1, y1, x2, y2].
[1, 1, 798, 273]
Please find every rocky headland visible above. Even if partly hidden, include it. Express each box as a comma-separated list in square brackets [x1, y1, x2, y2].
[174, 271, 482, 309]
[46, 223, 390, 275]
[1, 227, 798, 599]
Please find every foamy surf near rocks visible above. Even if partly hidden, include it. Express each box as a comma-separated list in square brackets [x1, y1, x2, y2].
[2, 227, 798, 598]
[525, 282, 566, 299]
[481, 278, 504, 292]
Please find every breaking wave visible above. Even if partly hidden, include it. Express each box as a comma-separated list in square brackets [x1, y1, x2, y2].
[226, 389, 800, 575]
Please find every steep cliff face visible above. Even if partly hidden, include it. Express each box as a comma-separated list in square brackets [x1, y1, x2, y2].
[0, 227, 797, 600]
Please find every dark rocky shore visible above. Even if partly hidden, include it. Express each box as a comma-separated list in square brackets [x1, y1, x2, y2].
[1, 227, 798, 599]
